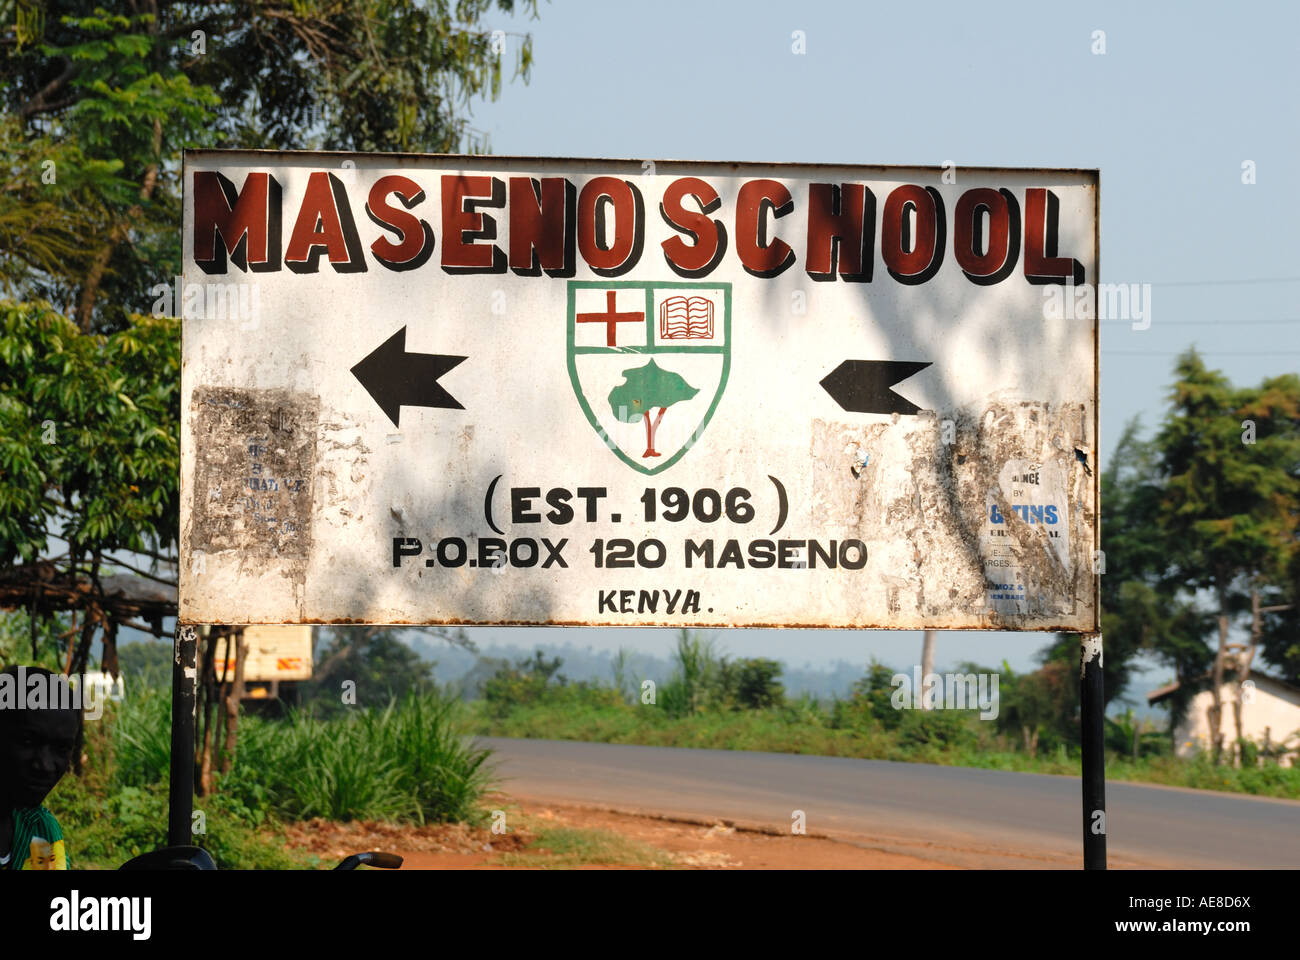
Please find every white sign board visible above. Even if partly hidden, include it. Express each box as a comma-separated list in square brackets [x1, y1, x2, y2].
[180, 151, 1098, 630]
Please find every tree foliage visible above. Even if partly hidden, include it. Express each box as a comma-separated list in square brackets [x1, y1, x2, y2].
[1078, 350, 1300, 760]
[1, 0, 539, 328]
[731, 657, 786, 710]
[994, 659, 1074, 757]
[482, 648, 566, 712]
[306, 627, 436, 715]
[0, 1, 542, 683]
[480, 648, 621, 717]
[0, 300, 180, 567]
[1155, 352, 1298, 602]
[1047, 418, 1205, 726]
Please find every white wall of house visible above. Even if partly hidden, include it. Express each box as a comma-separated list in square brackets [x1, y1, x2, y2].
[1173, 676, 1300, 766]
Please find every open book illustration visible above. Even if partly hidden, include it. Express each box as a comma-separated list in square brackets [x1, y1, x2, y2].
[659, 295, 715, 339]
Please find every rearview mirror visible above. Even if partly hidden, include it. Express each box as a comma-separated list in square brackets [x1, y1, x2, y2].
[333, 851, 404, 870]
[120, 846, 217, 871]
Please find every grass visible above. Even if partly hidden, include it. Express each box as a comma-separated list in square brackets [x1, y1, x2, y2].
[50, 682, 496, 868]
[228, 694, 495, 825]
[500, 826, 675, 869]
[469, 699, 1300, 801]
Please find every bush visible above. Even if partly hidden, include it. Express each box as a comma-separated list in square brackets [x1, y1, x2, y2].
[841, 661, 901, 728]
[483, 649, 567, 715]
[659, 630, 757, 717]
[731, 658, 786, 710]
[231, 710, 419, 823]
[365, 692, 496, 824]
[228, 690, 494, 824]
[780, 693, 827, 727]
[893, 708, 980, 752]
[50, 777, 302, 870]
[53, 677, 496, 869]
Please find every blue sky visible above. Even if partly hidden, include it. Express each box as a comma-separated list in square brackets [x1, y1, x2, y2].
[429, 0, 1300, 686]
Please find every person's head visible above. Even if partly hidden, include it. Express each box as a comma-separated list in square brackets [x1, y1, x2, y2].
[0, 665, 80, 810]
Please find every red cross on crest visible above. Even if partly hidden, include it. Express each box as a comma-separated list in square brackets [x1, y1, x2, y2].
[576, 290, 643, 346]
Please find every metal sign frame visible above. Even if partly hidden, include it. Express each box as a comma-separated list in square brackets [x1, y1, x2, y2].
[170, 149, 1107, 868]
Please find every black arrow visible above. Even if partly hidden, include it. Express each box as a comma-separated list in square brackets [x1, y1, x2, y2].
[350, 326, 466, 426]
[820, 360, 931, 416]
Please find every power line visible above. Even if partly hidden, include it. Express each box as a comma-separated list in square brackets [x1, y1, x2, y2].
[1102, 350, 1300, 357]
[1153, 276, 1300, 287]
[1099, 318, 1300, 326]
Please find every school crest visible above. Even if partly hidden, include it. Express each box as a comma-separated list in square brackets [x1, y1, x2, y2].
[567, 281, 731, 474]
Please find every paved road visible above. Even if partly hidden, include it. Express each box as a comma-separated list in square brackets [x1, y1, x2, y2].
[479, 737, 1300, 868]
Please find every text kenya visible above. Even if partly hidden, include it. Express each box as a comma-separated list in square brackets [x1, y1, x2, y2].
[192, 171, 1084, 287]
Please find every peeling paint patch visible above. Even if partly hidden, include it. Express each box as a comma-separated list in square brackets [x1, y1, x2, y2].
[809, 397, 1097, 631]
[188, 386, 318, 588]
[1081, 634, 1104, 677]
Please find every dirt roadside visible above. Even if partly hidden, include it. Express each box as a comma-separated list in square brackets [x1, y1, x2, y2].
[282, 793, 1079, 869]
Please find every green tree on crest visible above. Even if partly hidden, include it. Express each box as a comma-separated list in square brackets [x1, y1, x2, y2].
[608, 359, 698, 458]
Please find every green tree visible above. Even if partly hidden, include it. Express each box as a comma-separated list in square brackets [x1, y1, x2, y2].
[659, 629, 724, 717]
[1068, 354, 1297, 762]
[0, 300, 180, 678]
[0, 0, 541, 690]
[732, 658, 785, 710]
[479, 649, 615, 718]
[610, 646, 633, 703]
[844, 660, 902, 729]
[307, 627, 436, 714]
[1263, 548, 1300, 684]
[2, 0, 538, 330]
[0, 609, 72, 671]
[1045, 355, 1298, 762]
[456, 654, 512, 700]
[995, 659, 1073, 757]
[1242, 375, 1300, 684]
[608, 359, 699, 457]
[0, 301, 179, 566]
[1045, 418, 1212, 729]
[116, 637, 173, 686]
[1152, 351, 1299, 763]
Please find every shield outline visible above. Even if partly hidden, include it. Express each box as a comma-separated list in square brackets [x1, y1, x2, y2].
[567, 280, 732, 475]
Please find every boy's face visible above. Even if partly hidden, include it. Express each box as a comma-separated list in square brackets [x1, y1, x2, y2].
[0, 709, 79, 809]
